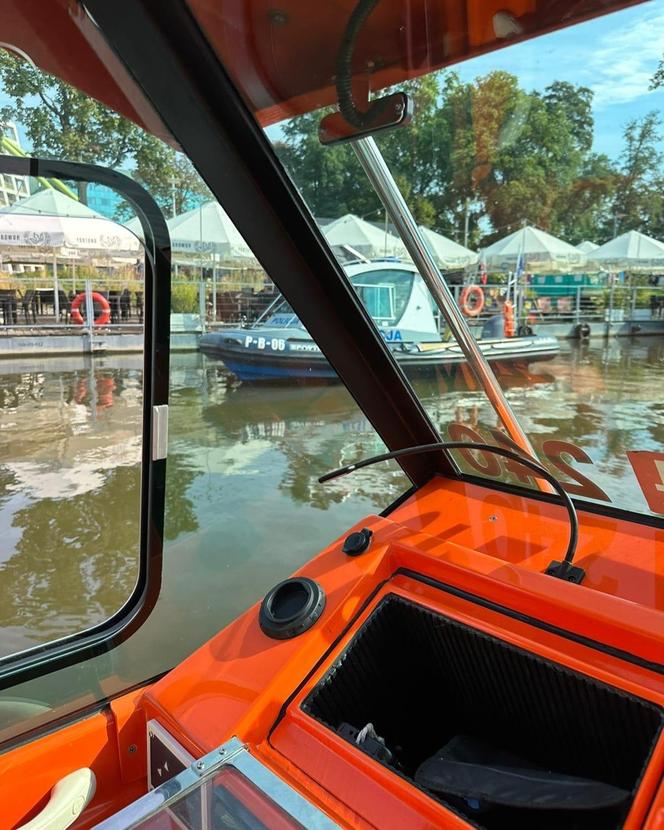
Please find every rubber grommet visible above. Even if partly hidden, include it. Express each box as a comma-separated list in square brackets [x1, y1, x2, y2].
[259, 577, 325, 640]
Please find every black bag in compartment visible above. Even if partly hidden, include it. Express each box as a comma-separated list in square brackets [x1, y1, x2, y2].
[414, 734, 629, 811]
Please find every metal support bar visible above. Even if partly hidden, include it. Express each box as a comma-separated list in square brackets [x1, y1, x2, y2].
[92, 737, 339, 830]
[352, 137, 536, 457]
[212, 264, 217, 321]
[630, 284, 637, 321]
[53, 253, 60, 322]
[198, 280, 206, 333]
[575, 286, 581, 325]
[606, 278, 615, 338]
[85, 279, 95, 336]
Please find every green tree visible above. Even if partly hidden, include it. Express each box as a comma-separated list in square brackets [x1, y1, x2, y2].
[477, 78, 604, 241]
[131, 135, 211, 219]
[0, 51, 142, 202]
[0, 50, 208, 213]
[273, 67, 648, 248]
[608, 113, 664, 238]
[649, 59, 664, 91]
[543, 81, 594, 153]
[276, 76, 442, 225]
[276, 115, 377, 218]
[553, 153, 617, 244]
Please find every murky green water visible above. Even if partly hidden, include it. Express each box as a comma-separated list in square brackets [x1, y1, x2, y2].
[1, 337, 662, 658]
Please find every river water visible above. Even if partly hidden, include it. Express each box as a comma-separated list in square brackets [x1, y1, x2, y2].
[1, 337, 663, 659]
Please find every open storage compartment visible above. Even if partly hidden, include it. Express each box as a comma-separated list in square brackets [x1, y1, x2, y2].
[302, 595, 663, 829]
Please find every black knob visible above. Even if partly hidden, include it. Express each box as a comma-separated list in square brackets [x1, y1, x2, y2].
[342, 527, 372, 556]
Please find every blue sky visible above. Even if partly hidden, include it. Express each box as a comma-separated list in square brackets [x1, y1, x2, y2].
[451, 0, 664, 158]
[4, 2, 664, 163]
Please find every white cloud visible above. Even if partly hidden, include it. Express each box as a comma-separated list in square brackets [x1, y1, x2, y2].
[586, 7, 664, 107]
[454, 3, 664, 110]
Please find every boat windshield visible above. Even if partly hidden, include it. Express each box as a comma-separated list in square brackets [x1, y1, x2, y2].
[351, 268, 415, 324]
[263, 267, 415, 327]
[190, 0, 664, 520]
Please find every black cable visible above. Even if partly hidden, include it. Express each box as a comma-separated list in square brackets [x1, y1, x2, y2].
[319, 441, 581, 580]
[336, 0, 391, 129]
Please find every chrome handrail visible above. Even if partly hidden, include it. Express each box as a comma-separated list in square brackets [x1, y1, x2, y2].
[352, 136, 537, 458]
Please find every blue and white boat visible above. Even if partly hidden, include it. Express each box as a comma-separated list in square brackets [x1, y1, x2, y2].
[200, 262, 559, 382]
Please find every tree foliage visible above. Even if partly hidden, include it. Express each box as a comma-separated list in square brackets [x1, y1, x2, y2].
[277, 71, 661, 247]
[611, 113, 664, 238]
[0, 51, 209, 212]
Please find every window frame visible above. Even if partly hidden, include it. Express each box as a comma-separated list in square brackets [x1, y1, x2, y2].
[0, 155, 171, 691]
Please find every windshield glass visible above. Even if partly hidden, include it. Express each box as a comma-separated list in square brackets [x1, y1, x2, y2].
[0, 46, 410, 746]
[351, 268, 415, 324]
[265, 267, 416, 327]
[194, 0, 664, 519]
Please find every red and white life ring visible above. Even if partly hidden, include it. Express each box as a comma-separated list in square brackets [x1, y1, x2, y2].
[459, 285, 485, 317]
[70, 292, 111, 326]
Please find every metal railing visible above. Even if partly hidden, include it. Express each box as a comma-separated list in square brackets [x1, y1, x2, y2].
[0, 278, 144, 330]
[0, 276, 276, 332]
[2, 277, 663, 334]
[446, 284, 664, 330]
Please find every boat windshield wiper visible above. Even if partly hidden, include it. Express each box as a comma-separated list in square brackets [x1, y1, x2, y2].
[320, 441, 584, 584]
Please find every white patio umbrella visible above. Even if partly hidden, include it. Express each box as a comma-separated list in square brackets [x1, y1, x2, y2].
[167, 201, 255, 261]
[2, 188, 140, 254]
[591, 230, 664, 270]
[418, 226, 478, 269]
[123, 215, 142, 236]
[126, 203, 256, 262]
[482, 226, 586, 273]
[0, 194, 141, 320]
[322, 214, 408, 259]
[165, 201, 256, 321]
[3, 189, 102, 219]
[576, 240, 599, 254]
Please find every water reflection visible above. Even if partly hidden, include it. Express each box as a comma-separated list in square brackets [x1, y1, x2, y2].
[203, 383, 401, 509]
[0, 338, 662, 655]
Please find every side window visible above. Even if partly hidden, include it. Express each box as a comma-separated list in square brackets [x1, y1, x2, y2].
[0, 51, 408, 745]
[0, 175, 149, 660]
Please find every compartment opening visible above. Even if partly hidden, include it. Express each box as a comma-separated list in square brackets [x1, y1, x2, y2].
[303, 595, 663, 830]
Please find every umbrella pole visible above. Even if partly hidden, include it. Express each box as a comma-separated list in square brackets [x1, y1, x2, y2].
[53, 252, 60, 324]
[212, 257, 217, 322]
[199, 205, 204, 279]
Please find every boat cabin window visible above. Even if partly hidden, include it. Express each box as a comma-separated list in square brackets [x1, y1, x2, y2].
[264, 268, 415, 328]
[350, 269, 414, 325]
[0, 49, 408, 746]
